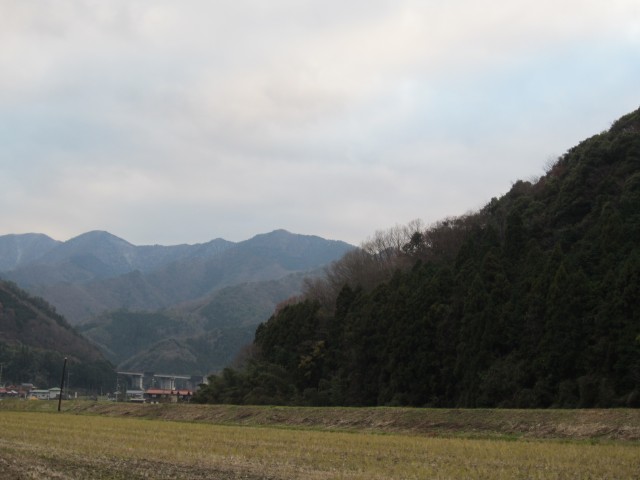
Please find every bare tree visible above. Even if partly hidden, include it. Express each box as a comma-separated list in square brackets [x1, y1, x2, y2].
[301, 219, 428, 312]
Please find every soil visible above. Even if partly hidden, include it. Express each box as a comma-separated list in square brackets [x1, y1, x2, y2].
[57, 401, 640, 441]
[1, 402, 638, 479]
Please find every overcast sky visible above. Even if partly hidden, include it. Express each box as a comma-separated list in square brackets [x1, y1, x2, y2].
[1, 1, 638, 246]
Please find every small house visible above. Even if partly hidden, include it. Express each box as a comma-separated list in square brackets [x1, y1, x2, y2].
[126, 390, 145, 402]
[144, 388, 173, 404]
[29, 389, 50, 400]
[48, 388, 62, 400]
[144, 388, 193, 404]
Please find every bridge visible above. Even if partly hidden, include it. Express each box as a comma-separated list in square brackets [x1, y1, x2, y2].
[117, 372, 206, 391]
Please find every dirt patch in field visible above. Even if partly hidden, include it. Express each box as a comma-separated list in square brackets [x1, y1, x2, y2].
[55, 402, 640, 441]
[0, 443, 275, 480]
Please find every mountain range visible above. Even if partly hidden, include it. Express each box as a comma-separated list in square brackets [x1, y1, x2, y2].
[0, 229, 354, 375]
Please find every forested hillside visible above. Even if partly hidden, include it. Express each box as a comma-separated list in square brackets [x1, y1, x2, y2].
[78, 271, 311, 374]
[195, 107, 640, 408]
[0, 281, 115, 390]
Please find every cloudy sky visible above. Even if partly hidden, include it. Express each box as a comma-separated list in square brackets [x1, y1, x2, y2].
[1, 1, 639, 246]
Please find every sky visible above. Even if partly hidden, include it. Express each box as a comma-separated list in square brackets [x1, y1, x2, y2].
[1, 1, 639, 246]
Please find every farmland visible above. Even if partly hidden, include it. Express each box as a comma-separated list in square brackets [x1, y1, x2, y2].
[0, 401, 638, 479]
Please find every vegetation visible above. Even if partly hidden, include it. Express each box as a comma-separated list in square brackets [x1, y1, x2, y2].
[77, 273, 310, 374]
[0, 281, 115, 390]
[196, 107, 640, 408]
[0, 403, 638, 479]
[3, 400, 638, 441]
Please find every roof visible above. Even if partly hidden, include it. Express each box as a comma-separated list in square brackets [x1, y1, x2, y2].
[145, 389, 193, 395]
[145, 389, 172, 395]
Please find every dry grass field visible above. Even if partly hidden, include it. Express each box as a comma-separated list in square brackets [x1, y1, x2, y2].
[0, 401, 638, 479]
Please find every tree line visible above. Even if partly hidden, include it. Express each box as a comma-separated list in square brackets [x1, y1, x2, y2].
[195, 108, 640, 408]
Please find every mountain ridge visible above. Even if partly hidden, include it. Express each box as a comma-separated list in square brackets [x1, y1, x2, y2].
[0, 233, 60, 271]
[1, 229, 354, 325]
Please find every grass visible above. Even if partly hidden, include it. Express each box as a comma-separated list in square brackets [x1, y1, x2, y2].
[0, 401, 639, 479]
[6, 399, 638, 441]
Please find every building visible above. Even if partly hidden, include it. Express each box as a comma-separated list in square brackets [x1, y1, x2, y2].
[144, 388, 193, 404]
[48, 387, 62, 399]
[28, 388, 61, 400]
[0, 387, 18, 397]
[125, 390, 145, 402]
[19, 383, 35, 398]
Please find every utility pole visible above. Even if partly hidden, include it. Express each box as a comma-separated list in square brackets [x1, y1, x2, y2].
[58, 357, 67, 412]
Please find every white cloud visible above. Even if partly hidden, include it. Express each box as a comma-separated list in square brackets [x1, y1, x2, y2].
[0, 1, 638, 245]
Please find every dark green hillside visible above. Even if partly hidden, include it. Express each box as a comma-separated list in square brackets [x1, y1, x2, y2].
[79, 272, 314, 374]
[0, 281, 115, 390]
[79, 309, 256, 375]
[196, 273, 310, 329]
[195, 107, 640, 408]
[78, 310, 190, 363]
[118, 327, 256, 375]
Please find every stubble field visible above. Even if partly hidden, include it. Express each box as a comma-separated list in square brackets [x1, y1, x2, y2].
[0, 401, 638, 479]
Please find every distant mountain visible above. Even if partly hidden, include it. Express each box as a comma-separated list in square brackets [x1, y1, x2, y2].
[0, 233, 60, 271]
[2, 230, 234, 287]
[0, 229, 353, 375]
[77, 271, 318, 374]
[118, 329, 255, 375]
[0, 280, 115, 390]
[1, 229, 352, 325]
[189, 271, 310, 330]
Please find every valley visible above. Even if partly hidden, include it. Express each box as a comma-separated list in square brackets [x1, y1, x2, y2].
[0, 230, 353, 381]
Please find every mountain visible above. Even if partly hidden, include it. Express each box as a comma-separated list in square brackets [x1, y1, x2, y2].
[194, 106, 640, 408]
[0, 233, 60, 271]
[77, 271, 316, 374]
[1, 229, 352, 325]
[0, 229, 353, 375]
[0, 280, 115, 390]
[2, 230, 234, 288]
[129, 230, 352, 307]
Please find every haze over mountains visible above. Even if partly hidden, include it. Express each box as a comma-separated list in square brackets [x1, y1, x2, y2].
[0, 229, 352, 322]
[0, 229, 354, 374]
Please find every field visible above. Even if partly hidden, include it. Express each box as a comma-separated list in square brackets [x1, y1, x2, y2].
[0, 401, 638, 479]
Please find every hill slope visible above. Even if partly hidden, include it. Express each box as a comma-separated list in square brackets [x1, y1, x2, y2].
[195, 106, 640, 408]
[0, 281, 115, 390]
[77, 271, 314, 374]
